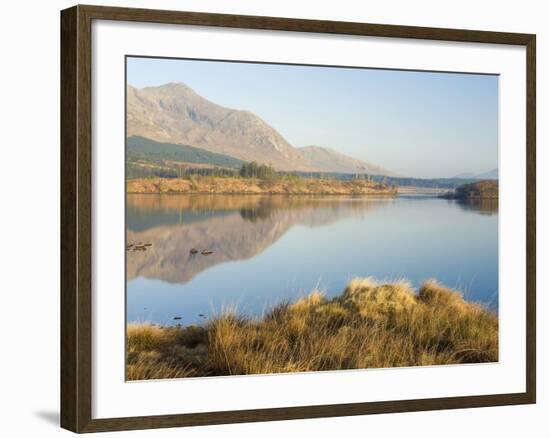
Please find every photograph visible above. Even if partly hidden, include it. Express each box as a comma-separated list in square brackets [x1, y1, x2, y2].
[125, 56, 499, 380]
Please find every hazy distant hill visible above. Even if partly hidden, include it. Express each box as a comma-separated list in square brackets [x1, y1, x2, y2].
[475, 168, 498, 180]
[454, 168, 498, 180]
[127, 82, 392, 175]
[299, 145, 394, 176]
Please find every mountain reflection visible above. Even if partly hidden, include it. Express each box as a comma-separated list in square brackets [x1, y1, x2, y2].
[126, 195, 391, 284]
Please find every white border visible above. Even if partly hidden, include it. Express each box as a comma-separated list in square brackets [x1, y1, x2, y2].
[92, 20, 526, 419]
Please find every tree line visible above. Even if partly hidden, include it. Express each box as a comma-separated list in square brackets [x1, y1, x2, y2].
[126, 161, 278, 180]
[238, 161, 276, 179]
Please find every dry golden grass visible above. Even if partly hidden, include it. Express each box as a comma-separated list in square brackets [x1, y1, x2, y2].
[126, 176, 397, 196]
[126, 278, 498, 380]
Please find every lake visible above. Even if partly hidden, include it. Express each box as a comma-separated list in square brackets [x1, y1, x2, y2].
[126, 194, 498, 326]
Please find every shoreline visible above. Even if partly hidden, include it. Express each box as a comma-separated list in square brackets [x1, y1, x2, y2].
[126, 177, 398, 196]
[127, 277, 498, 380]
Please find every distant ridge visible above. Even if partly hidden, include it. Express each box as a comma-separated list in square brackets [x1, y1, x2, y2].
[298, 145, 395, 176]
[453, 168, 498, 180]
[127, 82, 393, 175]
[474, 168, 498, 180]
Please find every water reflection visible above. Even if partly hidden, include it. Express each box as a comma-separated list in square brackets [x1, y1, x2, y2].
[127, 195, 392, 284]
[126, 194, 499, 324]
[455, 198, 498, 215]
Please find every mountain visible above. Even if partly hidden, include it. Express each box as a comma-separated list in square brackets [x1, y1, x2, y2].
[298, 145, 393, 176]
[127, 135, 244, 168]
[127, 83, 311, 171]
[453, 172, 475, 179]
[474, 168, 498, 180]
[127, 82, 392, 174]
[453, 168, 498, 180]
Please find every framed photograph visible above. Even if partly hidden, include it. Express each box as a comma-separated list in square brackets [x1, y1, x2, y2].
[60, 5, 536, 433]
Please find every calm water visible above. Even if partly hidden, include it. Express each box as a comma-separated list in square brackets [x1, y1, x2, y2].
[127, 194, 498, 326]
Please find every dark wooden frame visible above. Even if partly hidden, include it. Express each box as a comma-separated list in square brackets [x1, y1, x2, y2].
[61, 4, 536, 433]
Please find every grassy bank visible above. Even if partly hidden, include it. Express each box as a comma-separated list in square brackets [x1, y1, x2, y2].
[126, 176, 397, 195]
[441, 180, 498, 200]
[127, 278, 498, 380]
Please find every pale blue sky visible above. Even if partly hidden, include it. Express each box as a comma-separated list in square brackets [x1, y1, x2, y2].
[127, 57, 498, 179]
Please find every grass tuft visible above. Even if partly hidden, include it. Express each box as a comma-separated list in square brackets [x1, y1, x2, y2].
[127, 278, 498, 380]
